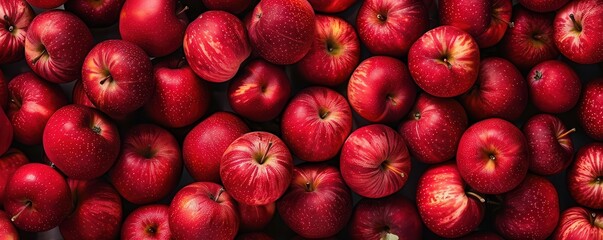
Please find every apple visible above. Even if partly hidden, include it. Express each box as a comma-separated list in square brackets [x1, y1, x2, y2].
[238, 202, 275, 231]
[439, 0, 490, 38]
[0, 148, 28, 206]
[119, 0, 188, 57]
[308, 0, 355, 13]
[282, 87, 352, 162]
[578, 78, 603, 140]
[7, 72, 68, 145]
[122, 204, 171, 240]
[408, 26, 480, 98]
[527, 60, 581, 113]
[459, 57, 528, 121]
[553, 207, 603, 240]
[4, 163, 72, 232]
[183, 112, 249, 182]
[25, 10, 94, 83]
[0, 109, 11, 156]
[475, 0, 513, 48]
[201, 0, 251, 14]
[295, 15, 360, 87]
[519, 0, 570, 12]
[25, 0, 66, 9]
[277, 164, 353, 239]
[523, 114, 574, 175]
[554, 0, 603, 64]
[59, 179, 122, 240]
[399, 93, 468, 164]
[221, 131, 293, 206]
[356, 0, 428, 57]
[568, 143, 603, 209]
[0, 210, 17, 239]
[246, 0, 315, 65]
[457, 118, 529, 194]
[340, 124, 411, 198]
[0, 0, 34, 64]
[169, 182, 239, 240]
[64, 0, 124, 27]
[72, 79, 95, 108]
[0, 69, 6, 109]
[109, 124, 182, 204]
[228, 59, 291, 122]
[416, 163, 485, 238]
[348, 56, 417, 123]
[350, 194, 422, 240]
[495, 174, 559, 240]
[43, 104, 120, 180]
[82, 39, 155, 119]
[184, 10, 251, 83]
[143, 56, 210, 128]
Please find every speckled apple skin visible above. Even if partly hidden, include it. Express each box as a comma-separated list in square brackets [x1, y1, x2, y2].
[0, 148, 28, 205]
[528, 60, 581, 113]
[64, 0, 124, 27]
[201, 0, 251, 14]
[553, 207, 603, 240]
[350, 194, 422, 240]
[519, 0, 569, 12]
[475, 0, 512, 48]
[25, 0, 66, 9]
[72, 80, 95, 109]
[554, 0, 603, 64]
[238, 202, 275, 231]
[578, 78, 603, 140]
[0, 0, 34, 64]
[523, 114, 574, 175]
[122, 204, 171, 240]
[439, 0, 490, 37]
[568, 143, 603, 209]
[0, 210, 18, 239]
[308, 0, 355, 13]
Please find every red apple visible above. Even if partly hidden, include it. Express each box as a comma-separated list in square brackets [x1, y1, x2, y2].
[183, 112, 249, 182]
[228, 59, 291, 122]
[72, 79, 95, 108]
[459, 57, 528, 121]
[399, 93, 468, 164]
[0, 148, 27, 206]
[578, 78, 603, 140]
[8, 72, 68, 145]
[0, 210, 17, 239]
[356, 0, 428, 57]
[0, 0, 34, 64]
[201, 0, 251, 14]
[82, 39, 155, 119]
[527, 60, 581, 113]
[0, 69, 6, 110]
[122, 204, 171, 240]
[169, 182, 239, 240]
[143, 57, 210, 128]
[340, 124, 411, 198]
[350, 194, 422, 240]
[0, 109, 11, 156]
[282, 87, 352, 162]
[408, 26, 480, 97]
[348, 56, 417, 123]
[25, 10, 94, 83]
[64, 0, 125, 27]
[519, 0, 570, 12]
[59, 179, 122, 240]
[416, 163, 485, 238]
[568, 143, 603, 209]
[554, 0, 603, 64]
[26, 0, 66, 8]
[238, 202, 275, 231]
[439, 0, 490, 38]
[277, 164, 352, 239]
[119, 0, 188, 57]
[553, 207, 603, 240]
[523, 114, 574, 175]
[308, 0, 355, 13]
[246, 0, 315, 65]
[295, 15, 360, 86]
[457, 118, 529, 194]
[221, 131, 293, 205]
[475, 0, 513, 48]
[4, 163, 72, 232]
[43, 104, 120, 180]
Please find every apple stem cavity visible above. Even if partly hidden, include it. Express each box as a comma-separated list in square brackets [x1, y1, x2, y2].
[99, 75, 112, 85]
[492, 14, 514, 28]
[214, 188, 225, 202]
[31, 49, 47, 65]
[590, 212, 597, 225]
[11, 201, 32, 222]
[489, 154, 496, 161]
[176, 5, 189, 16]
[558, 128, 576, 139]
[413, 112, 421, 120]
[466, 191, 486, 203]
[442, 58, 452, 69]
[258, 141, 274, 164]
[376, 14, 387, 22]
[387, 95, 397, 105]
[382, 162, 406, 178]
[569, 14, 582, 32]
[305, 182, 314, 192]
[4, 15, 14, 32]
[91, 125, 102, 134]
[533, 71, 543, 81]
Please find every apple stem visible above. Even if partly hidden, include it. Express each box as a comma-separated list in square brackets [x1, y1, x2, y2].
[176, 5, 189, 16]
[442, 58, 452, 69]
[258, 142, 273, 164]
[320, 110, 330, 119]
[533, 71, 543, 81]
[486, 199, 501, 206]
[569, 14, 582, 32]
[558, 128, 576, 139]
[387, 95, 397, 105]
[4, 15, 14, 32]
[11, 201, 31, 222]
[413, 112, 421, 120]
[492, 14, 514, 28]
[10, 97, 21, 109]
[305, 182, 313, 192]
[466, 191, 486, 203]
[30, 49, 46, 65]
[382, 162, 406, 178]
[377, 14, 387, 21]
[177, 57, 186, 68]
[214, 188, 224, 202]
[533, 34, 543, 40]
[591, 212, 597, 225]
[99, 75, 112, 85]
[489, 154, 496, 161]
[91, 125, 101, 134]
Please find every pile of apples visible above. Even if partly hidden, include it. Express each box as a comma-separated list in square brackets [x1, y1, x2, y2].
[0, 0, 602, 239]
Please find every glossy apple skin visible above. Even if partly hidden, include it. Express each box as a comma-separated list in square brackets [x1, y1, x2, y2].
[82, 40, 154, 119]
[109, 124, 182, 204]
[201, 0, 250, 14]
[184, 11, 251, 83]
[25, 0, 66, 8]
[341, 124, 411, 198]
[4, 163, 72, 232]
[553, 207, 603, 240]
[282, 87, 352, 162]
[0, 0, 34, 64]
[416, 163, 485, 238]
[122, 204, 171, 240]
[59, 179, 122, 240]
[523, 114, 574, 175]
[72, 79, 95, 108]
[0, 70, 6, 109]
[400, 93, 467, 164]
[528, 60, 581, 113]
[459, 57, 528, 121]
[439, 0, 490, 38]
[43, 105, 120, 180]
[499, 6, 558, 70]
[475, 0, 512, 48]
[277, 164, 353, 239]
[519, 0, 569, 12]
[183, 112, 249, 182]
[143, 57, 210, 128]
[238, 202, 275, 231]
[0, 148, 28, 205]
[568, 143, 603, 209]
[221, 131, 293, 206]
[578, 78, 603, 140]
[308, 0, 355, 12]
[350, 194, 422, 240]
[295, 15, 360, 86]
[554, 0, 603, 64]
[495, 174, 559, 240]
[457, 118, 529, 194]
[228, 59, 291, 122]
[356, 0, 427, 57]
[119, 0, 188, 57]
[0, 109, 11, 156]
[8, 72, 68, 145]
[246, 0, 315, 65]
[348, 56, 417, 123]
[0, 210, 17, 239]
[169, 182, 239, 240]
[64, 0, 125, 27]
[408, 26, 480, 97]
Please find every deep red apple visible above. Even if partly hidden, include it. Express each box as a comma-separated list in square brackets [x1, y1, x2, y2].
[238, 202, 275, 231]
[399, 93, 468, 164]
[308, 0, 355, 13]
[201, 0, 251, 14]
[523, 114, 574, 175]
[183, 112, 249, 182]
[554, 0, 603, 64]
[578, 78, 603, 140]
[26, 0, 66, 8]
[348, 56, 417, 123]
[350, 194, 422, 240]
[553, 207, 603, 240]
[64, 0, 124, 27]
[72, 79, 95, 108]
[568, 143, 603, 209]
[527, 60, 581, 113]
[0, 0, 34, 64]
[122, 204, 171, 240]
[340, 124, 411, 198]
[0, 109, 11, 156]
[519, 0, 569, 12]
[0, 148, 27, 206]
[0, 210, 17, 239]
[475, 0, 513, 48]
[439, 0, 490, 38]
